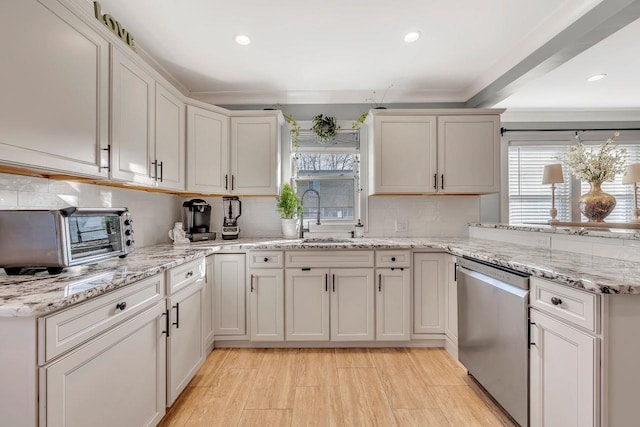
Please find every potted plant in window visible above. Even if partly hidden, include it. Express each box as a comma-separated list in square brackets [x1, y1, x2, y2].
[277, 183, 302, 239]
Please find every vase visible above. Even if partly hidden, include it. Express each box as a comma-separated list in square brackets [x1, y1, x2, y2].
[579, 181, 616, 222]
[281, 218, 299, 239]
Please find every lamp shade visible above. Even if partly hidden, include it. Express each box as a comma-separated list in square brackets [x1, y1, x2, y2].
[542, 164, 564, 185]
[622, 163, 640, 185]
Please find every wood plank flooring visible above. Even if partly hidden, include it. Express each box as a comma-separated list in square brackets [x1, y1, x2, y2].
[159, 348, 517, 427]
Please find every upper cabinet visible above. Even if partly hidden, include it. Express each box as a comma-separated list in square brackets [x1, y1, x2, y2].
[0, 0, 110, 178]
[230, 116, 280, 195]
[186, 106, 229, 194]
[369, 110, 502, 195]
[186, 108, 282, 195]
[154, 83, 186, 191]
[110, 47, 155, 186]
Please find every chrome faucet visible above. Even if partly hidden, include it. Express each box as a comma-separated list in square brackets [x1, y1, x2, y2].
[300, 189, 320, 238]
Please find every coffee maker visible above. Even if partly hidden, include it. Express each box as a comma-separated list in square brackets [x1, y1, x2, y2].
[221, 196, 241, 240]
[182, 199, 216, 241]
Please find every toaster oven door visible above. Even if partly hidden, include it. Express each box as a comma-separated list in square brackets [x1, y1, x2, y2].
[67, 213, 125, 265]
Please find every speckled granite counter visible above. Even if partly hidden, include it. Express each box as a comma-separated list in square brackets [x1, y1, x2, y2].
[2, 236, 640, 317]
[470, 222, 640, 241]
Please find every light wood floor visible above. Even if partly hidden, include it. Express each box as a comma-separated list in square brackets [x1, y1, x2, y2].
[159, 348, 517, 427]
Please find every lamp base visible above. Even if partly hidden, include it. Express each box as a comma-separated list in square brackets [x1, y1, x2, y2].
[548, 219, 560, 224]
[548, 208, 558, 223]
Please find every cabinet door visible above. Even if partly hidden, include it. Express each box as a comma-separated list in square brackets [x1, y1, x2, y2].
[250, 269, 284, 341]
[187, 106, 229, 193]
[285, 268, 330, 341]
[155, 83, 185, 191]
[376, 268, 410, 341]
[43, 302, 166, 427]
[372, 115, 437, 194]
[167, 280, 205, 405]
[230, 116, 279, 195]
[213, 254, 246, 336]
[203, 256, 215, 348]
[437, 115, 500, 193]
[331, 268, 375, 341]
[413, 253, 445, 334]
[445, 255, 458, 343]
[111, 47, 155, 185]
[0, 0, 109, 178]
[530, 309, 597, 427]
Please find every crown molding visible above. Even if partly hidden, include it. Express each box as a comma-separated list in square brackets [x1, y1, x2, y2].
[501, 108, 640, 122]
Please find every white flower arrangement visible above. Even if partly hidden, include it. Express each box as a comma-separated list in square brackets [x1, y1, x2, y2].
[562, 132, 627, 182]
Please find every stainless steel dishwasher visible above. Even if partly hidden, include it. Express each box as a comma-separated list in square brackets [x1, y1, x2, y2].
[457, 256, 530, 427]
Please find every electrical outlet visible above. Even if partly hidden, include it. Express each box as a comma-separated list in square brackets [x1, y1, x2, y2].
[395, 220, 408, 232]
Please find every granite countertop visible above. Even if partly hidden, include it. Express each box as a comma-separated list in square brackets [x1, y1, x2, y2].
[470, 222, 640, 241]
[2, 236, 639, 318]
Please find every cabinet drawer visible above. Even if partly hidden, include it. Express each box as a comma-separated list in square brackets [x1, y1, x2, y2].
[248, 251, 283, 268]
[167, 258, 205, 295]
[40, 274, 164, 364]
[530, 277, 599, 333]
[286, 250, 374, 268]
[376, 250, 411, 268]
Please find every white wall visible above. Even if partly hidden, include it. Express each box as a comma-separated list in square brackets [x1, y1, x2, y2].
[0, 173, 182, 247]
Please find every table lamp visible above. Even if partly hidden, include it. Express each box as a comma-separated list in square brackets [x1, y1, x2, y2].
[542, 164, 564, 224]
[622, 163, 640, 223]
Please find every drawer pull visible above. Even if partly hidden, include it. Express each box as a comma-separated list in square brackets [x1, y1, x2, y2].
[173, 303, 180, 328]
[185, 271, 194, 278]
[391, 257, 396, 262]
[162, 310, 170, 337]
[378, 274, 382, 292]
[115, 302, 127, 311]
[250, 274, 255, 292]
[264, 257, 269, 262]
[551, 297, 563, 306]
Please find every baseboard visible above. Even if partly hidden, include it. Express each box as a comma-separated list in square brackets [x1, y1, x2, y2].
[444, 335, 459, 360]
[213, 339, 445, 349]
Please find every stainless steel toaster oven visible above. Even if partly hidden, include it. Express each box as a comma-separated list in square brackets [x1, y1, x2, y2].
[0, 207, 134, 275]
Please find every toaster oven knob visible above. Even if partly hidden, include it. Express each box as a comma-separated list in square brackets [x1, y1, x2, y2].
[125, 229, 133, 236]
[126, 239, 133, 246]
[124, 218, 133, 226]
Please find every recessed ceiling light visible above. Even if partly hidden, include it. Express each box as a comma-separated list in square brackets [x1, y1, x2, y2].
[587, 73, 607, 82]
[403, 31, 421, 43]
[234, 34, 251, 46]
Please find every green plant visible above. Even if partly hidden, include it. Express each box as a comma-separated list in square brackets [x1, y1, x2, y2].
[352, 112, 368, 129]
[311, 114, 339, 143]
[283, 113, 301, 148]
[277, 183, 301, 219]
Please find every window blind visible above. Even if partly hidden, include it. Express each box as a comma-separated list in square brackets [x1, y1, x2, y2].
[508, 145, 572, 224]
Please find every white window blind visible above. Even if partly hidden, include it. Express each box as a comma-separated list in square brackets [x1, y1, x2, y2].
[579, 143, 640, 222]
[508, 144, 572, 224]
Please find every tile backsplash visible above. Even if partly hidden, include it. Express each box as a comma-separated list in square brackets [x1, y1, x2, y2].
[0, 173, 182, 248]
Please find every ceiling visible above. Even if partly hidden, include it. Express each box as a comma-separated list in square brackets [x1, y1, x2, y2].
[96, 0, 640, 113]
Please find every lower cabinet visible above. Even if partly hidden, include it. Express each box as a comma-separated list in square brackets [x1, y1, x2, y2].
[529, 308, 597, 427]
[413, 253, 446, 334]
[166, 279, 204, 406]
[376, 268, 411, 341]
[444, 255, 458, 356]
[250, 268, 284, 341]
[42, 301, 167, 427]
[214, 254, 246, 336]
[203, 256, 215, 348]
[284, 268, 374, 341]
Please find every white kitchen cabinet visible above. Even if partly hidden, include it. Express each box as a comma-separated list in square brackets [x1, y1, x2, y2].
[444, 255, 458, 356]
[376, 268, 411, 341]
[166, 278, 204, 405]
[186, 105, 229, 194]
[214, 254, 246, 336]
[285, 268, 330, 341]
[250, 268, 284, 341]
[154, 83, 185, 191]
[371, 115, 437, 193]
[437, 115, 500, 193]
[230, 115, 280, 194]
[42, 302, 166, 427]
[413, 253, 446, 334]
[203, 256, 215, 349]
[110, 47, 155, 186]
[529, 308, 597, 427]
[0, 0, 109, 178]
[331, 269, 375, 341]
[368, 110, 501, 194]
